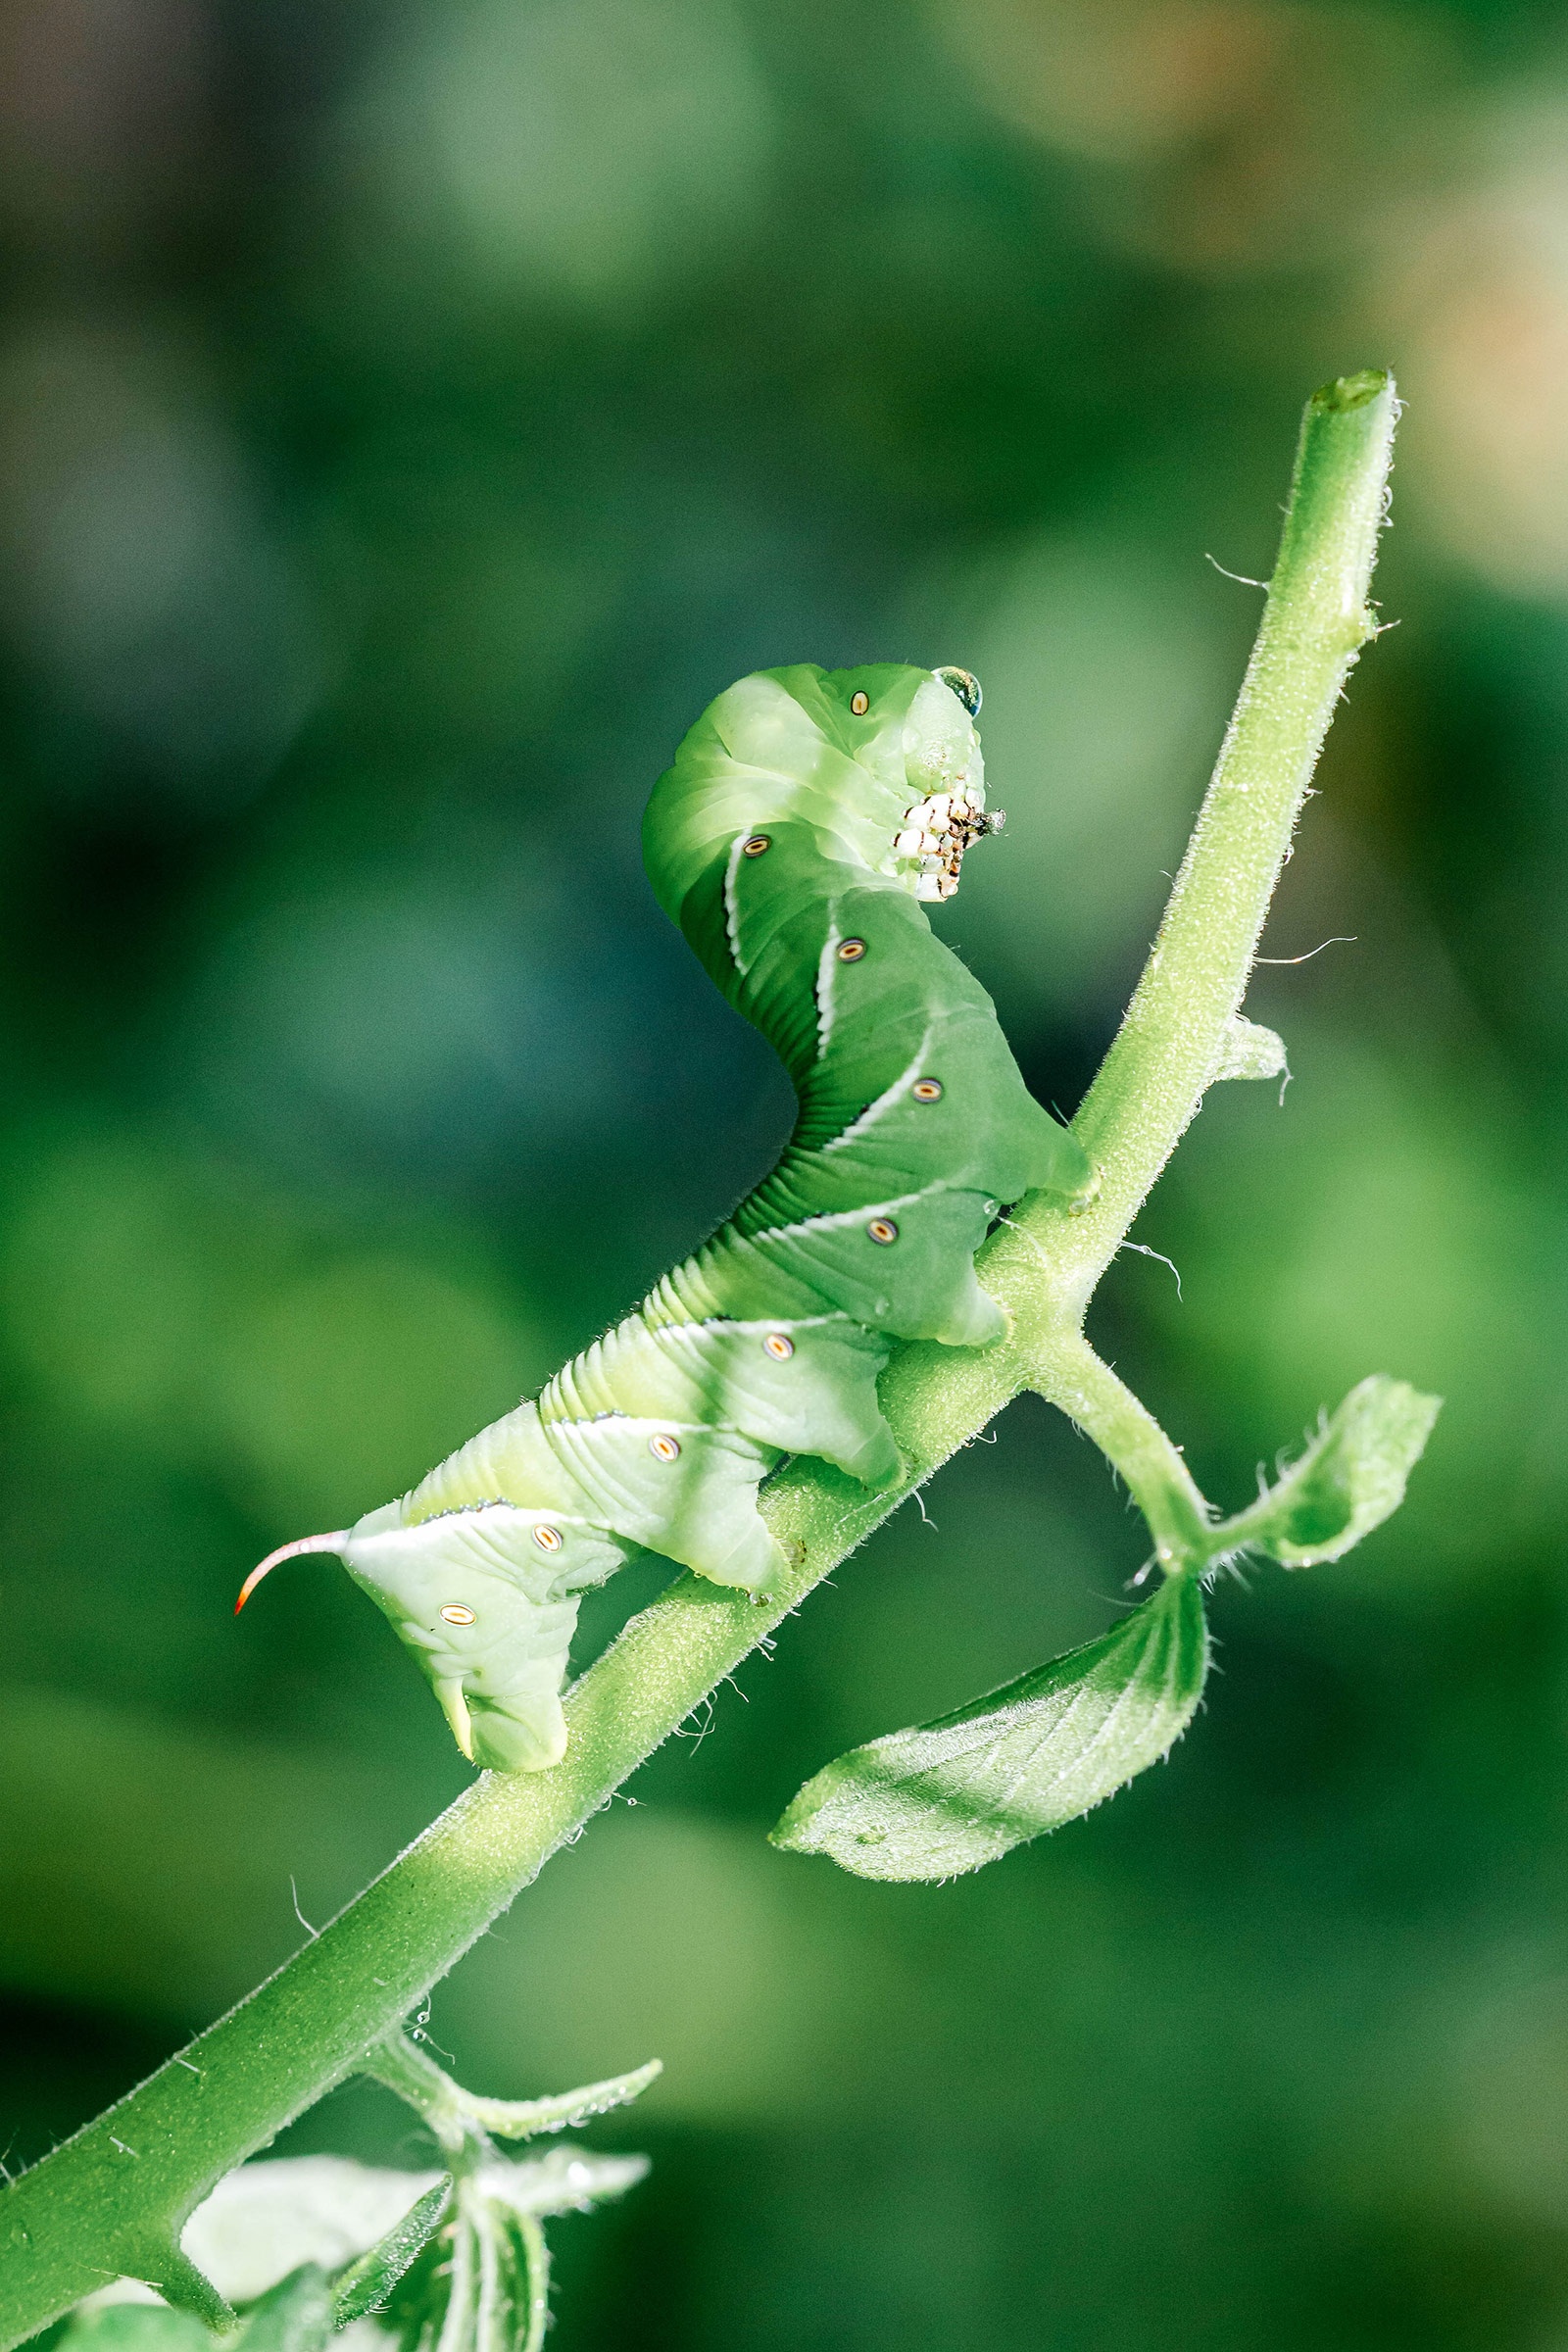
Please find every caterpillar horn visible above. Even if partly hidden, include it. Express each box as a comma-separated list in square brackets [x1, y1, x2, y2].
[235, 1531, 349, 1614]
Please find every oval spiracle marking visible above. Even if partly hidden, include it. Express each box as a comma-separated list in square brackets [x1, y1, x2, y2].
[742, 834, 770, 858]
[533, 1526, 563, 1553]
[838, 938, 866, 962]
[763, 1332, 795, 1359]
[649, 1433, 682, 1462]
[911, 1078, 943, 1102]
[440, 1603, 476, 1626]
[867, 1218, 899, 1245]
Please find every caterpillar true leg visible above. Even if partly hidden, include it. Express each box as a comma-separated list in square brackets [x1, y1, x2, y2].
[237, 664, 1092, 1772]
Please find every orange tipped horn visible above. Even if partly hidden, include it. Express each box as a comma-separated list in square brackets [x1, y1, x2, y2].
[235, 1531, 349, 1615]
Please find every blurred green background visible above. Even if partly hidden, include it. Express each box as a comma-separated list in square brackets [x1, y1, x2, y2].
[2, 0, 1568, 2344]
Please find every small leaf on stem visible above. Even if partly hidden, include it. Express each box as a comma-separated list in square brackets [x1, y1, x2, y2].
[231, 2268, 332, 2352]
[1230, 1375, 1441, 1567]
[331, 2181, 452, 2328]
[373, 2157, 647, 2352]
[50, 2306, 214, 2352]
[770, 1574, 1208, 1881]
[464, 2057, 662, 2143]
[477, 2148, 651, 2222]
[1212, 1015, 1287, 1082]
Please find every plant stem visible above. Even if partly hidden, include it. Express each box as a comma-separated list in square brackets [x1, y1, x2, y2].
[1000, 368, 1397, 1320]
[992, 369, 1397, 1558]
[517, 2213, 549, 2352]
[359, 2038, 662, 2162]
[0, 372, 1397, 2352]
[360, 2036, 490, 2167]
[0, 1418, 1007, 2339]
[1027, 1333, 1212, 1567]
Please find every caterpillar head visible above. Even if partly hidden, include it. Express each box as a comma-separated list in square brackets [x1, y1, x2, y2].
[897, 666, 999, 905]
[825, 663, 998, 903]
[647, 661, 1000, 925]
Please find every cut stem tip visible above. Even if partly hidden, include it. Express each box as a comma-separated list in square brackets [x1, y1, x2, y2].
[1311, 367, 1392, 412]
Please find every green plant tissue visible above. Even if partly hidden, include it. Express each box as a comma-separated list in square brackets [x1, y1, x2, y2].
[1244, 1376, 1442, 1568]
[771, 1574, 1209, 1882]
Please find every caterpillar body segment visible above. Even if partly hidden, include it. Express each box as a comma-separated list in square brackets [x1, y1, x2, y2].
[547, 1307, 900, 1486]
[239, 663, 1092, 1770]
[338, 1502, 629, 1770]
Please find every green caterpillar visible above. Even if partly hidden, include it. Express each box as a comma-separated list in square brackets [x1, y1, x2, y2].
[237, 663, 1092, 1769]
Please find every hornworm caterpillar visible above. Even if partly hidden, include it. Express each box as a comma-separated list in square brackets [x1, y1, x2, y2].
[237, 664, 1092, 1770]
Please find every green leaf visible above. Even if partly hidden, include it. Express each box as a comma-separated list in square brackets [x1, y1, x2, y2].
[52, 2305, 214, 2352]
[376, 2211, 473, 2352]
[1232, 1374, 1441, 1567]
[331, 2181, 452, 2328]
[454, 2201, 548, 2352]
[477, 2148, 651, 2222]
[770, 1574, 1209, 1882]
[181, 2157, 449, 2308]
[232, 2269, 331, 2352]
[460, 2056, 662, 2143]
[372, 2155, 647, 2352]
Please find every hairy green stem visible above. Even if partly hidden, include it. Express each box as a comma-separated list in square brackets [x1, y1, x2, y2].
[516, 2213, 548, 2352]
[1001, 367, 1396, 1321]
[1027, 1333, 1212, 1566]
[0, 371, 1397, 2349]
[358, 2037, 662, 2165]
[995, 368, 1396, 1563]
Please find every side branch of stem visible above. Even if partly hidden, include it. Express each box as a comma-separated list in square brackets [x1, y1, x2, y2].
[1026, 1334, 1212, 1565]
